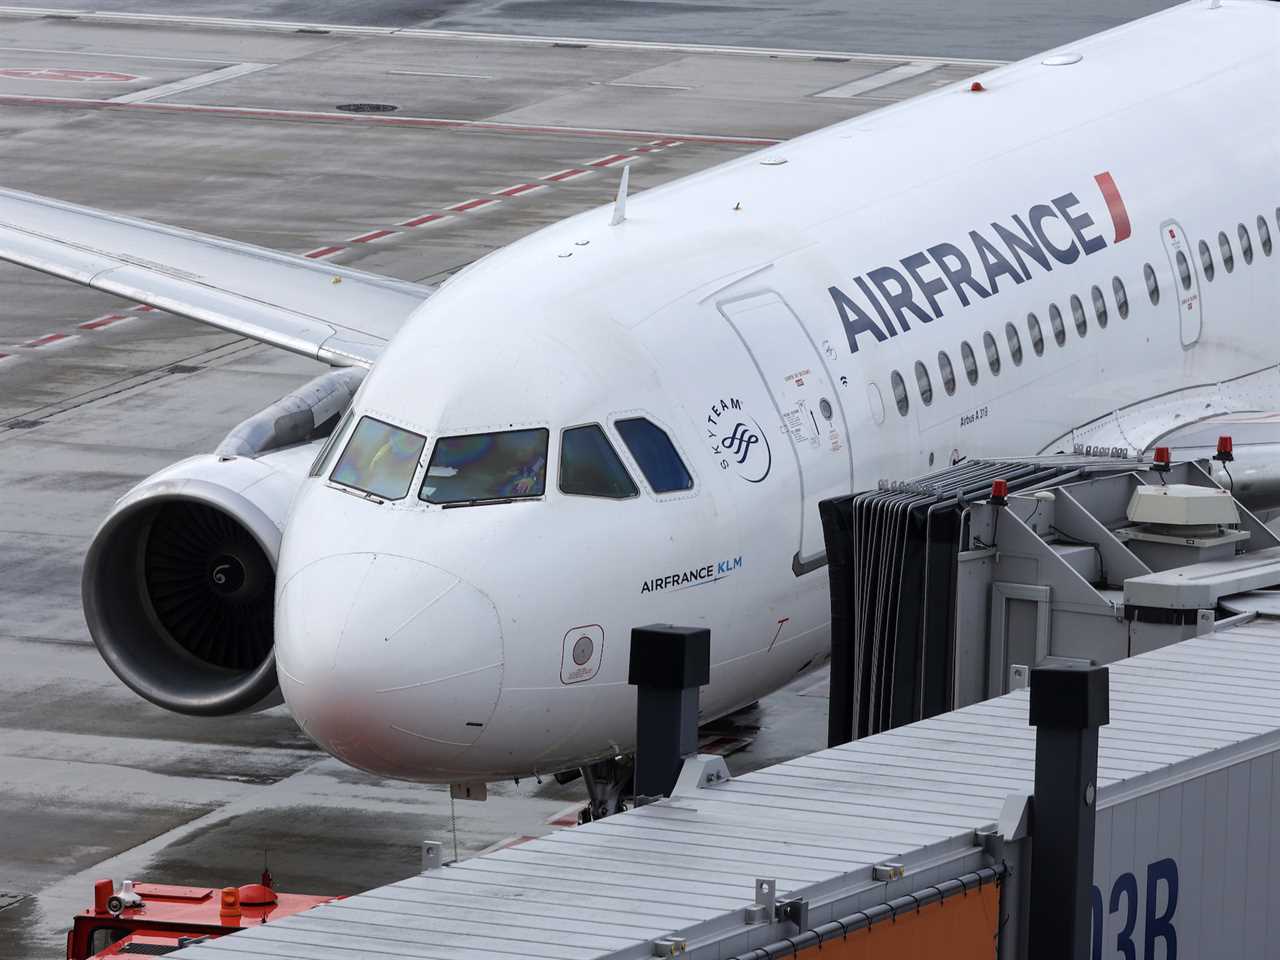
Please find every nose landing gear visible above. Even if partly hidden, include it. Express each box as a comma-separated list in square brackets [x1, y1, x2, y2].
[578, 757, 634, 822]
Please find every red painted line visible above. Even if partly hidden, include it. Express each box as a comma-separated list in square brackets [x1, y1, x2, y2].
[133, 304, 157, 312]
[542, 168, 589, 182]
[546, 803, 586, 827]
[630, 145, 661, 153]
[589, 153, 631, 167]
[477, 835, 538, 855]
[0, 352, 11, 361]
[1094, 170, 1131, 244]
[492, 182, 547, 197]
[78, 314, 130, 330]
[304, 245, 344, 259]
[448, 197, 498, 212]
[347, 229, 397, 244]
[650, 138, 684, 147]
[0, 95, 782, 146]
[23, 332, 73, 348]
[397, 213, 446, 227]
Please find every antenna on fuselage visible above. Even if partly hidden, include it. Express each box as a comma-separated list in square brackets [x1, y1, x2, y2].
[610, 162, 632, 226]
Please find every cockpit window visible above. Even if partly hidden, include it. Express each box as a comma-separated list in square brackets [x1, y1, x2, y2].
[330, 416, 426, 500]
[420, 428, 548, 505]
[309, 410, 354, 478]
[560, 424, 638, 499]
[615, 418, 693, 493]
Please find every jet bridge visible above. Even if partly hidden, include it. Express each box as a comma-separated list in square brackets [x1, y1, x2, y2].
[820, 453, 1280, 745]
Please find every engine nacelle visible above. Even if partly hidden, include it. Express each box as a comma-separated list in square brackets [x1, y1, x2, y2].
[82, 452, 307, 716]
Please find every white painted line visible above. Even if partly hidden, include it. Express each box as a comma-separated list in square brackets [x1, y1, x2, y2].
[590, 80, 694, 91]
[813, 61, 941, 98]
[388, 69, 494, 80]
[111, 61, 275, 103]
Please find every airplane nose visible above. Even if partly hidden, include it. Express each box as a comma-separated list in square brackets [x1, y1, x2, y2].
[275, 553, 504, 780]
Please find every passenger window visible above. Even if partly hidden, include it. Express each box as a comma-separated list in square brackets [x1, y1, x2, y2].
[1027, 312, 1045, 356]
[1005, 322, 1023, 366]
[1199, 240, 1215, 281]
[983, 331, 1001, 375]
[1144, 263, 1160, 305]
[1239, 223, 1254, 264]
[1090, 285, 1108, 329]
[614, 418, 693, 493]
[1070, 294, 1087, 336]
[1219, 231, 1234, 273]
[421, 428, 548, 504]
[937, 350, 956, 395]
[331, 416, 427, 501]
[310, 409, 353, 478]
[890, 370, 910, 415]
[1112, 276, 1129, 319]
[1175, 250, 1192, 291]
[960, 341, 979, 384]
[1259, 215, 1273, 256]
[1048, 303, 1067, 346]
[559, 424, 638, 499]
[914, 361, 933, 406]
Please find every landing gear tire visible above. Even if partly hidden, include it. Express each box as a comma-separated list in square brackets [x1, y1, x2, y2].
[578, 757, 633, 822]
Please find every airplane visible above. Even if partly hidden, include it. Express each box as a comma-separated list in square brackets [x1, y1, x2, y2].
[1, 0, 1277, 817]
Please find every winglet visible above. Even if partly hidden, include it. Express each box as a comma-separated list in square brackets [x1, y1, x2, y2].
[610, 162, 632, 226]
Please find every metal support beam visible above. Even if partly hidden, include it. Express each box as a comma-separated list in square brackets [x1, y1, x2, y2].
[1028, 662, 1110, 960]
[628, 624, 710, 799]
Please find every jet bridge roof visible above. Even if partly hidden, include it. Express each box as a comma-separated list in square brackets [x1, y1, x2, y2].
[171, 621, 1280, 960]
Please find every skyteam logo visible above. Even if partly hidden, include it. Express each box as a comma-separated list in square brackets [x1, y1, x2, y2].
[705, 396, 771, 483]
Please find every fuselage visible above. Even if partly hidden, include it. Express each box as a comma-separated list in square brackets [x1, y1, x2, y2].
[275, 0, 1280, 781]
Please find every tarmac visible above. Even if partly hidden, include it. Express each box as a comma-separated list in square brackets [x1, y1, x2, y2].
[0, 10, 1001, 957]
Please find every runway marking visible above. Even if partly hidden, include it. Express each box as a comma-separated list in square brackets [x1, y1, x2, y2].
[0, 67, 141, 82]
[492, 182, 548, 197]
[346, 228, 397, 244]
[541, 168, 590, 182]
[22, 331, 76, 347]
[813, 61, 940, 98]
[0, 46, 241, 65]
[78, 314, 131, 330]
[397, 212, 447, 228]
[447, 197, 499, 212]
[134, 305, 157, 312]
[303, 245, 344, 259]
[110, 61, 275, 104]
[0, 94, 782, 146]
[476, 834, 538, 854]
[546, 803, 586, 827]
[388, 69, 495, 80]
[587, 153, 631, 167]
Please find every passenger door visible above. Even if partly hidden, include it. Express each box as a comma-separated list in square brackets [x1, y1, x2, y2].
[719, 291, 852, 573]
[1161, 219, 1202, 347]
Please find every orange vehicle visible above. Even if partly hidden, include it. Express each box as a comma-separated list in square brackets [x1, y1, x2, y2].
[67, 871, 336, 958]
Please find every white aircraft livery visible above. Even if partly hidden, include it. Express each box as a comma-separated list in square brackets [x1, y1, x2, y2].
[1, 1, 1277, 801]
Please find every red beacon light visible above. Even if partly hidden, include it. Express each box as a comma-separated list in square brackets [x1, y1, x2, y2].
[1214, 435, 1234, 463]
[990, 478, 1009, 506]
[970, 80, 986, 92]
[1152, 446, 1172, 473]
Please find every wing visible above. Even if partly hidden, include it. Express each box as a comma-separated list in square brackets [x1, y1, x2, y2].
[0, 186, 432, 367]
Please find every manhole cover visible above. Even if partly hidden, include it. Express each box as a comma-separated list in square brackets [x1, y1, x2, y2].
[335, 102, 398, 113]
[0, 893, 26, 911]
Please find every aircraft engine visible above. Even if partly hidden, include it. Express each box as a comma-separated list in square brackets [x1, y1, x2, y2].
[82, 367, 364, 717]
[82, 453, 300, 716]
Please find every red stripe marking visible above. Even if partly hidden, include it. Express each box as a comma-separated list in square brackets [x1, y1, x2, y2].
[542, 168, 588, 182]
[448, 197, 498, 212]
[650, 138, 683, 147]
[79, 314, 129, 330]
[397, 213, 445, 227]
[1094, 171, 1131, 244]
[0, 352, 11, 361]
[347, 229, 396, 244]
[589, 153, 630, 167]
[0, 95, 780, 146]
[546, 803, 586, 827]
[133, 305, 157, 312]
[23, 332, 71, 347]
[492, 182, 546, 197]
[304, 245, 344, 259]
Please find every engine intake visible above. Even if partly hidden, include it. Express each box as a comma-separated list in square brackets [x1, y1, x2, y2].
[83, 454, 300, 716]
